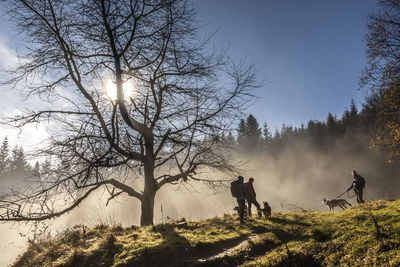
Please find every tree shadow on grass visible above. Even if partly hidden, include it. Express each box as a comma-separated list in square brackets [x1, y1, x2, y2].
[65, 233, 122, 267]
[191, 220, 320, 267]
[269, 216, 311, 227]
[116, 223, 251, 267]
[115, 216, 318, 267]
[277, 252, 323, 267]
[115, 224, 192, 267]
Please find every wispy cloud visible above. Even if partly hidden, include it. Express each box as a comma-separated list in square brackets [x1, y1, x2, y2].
[0, 34, 50, 154]
[0, 35, 18, 68]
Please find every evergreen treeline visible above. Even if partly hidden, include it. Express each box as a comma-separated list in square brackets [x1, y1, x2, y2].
[0, 137, 49, 182]
[229, 97, 390, 160]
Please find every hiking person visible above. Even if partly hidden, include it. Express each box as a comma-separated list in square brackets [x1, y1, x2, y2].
[347, 170, 366, 203]
[231, 175, 247, 224]
[245, 177, 262, 218]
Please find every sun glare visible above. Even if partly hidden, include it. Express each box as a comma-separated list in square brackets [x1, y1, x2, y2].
[105, 79, 134, 101]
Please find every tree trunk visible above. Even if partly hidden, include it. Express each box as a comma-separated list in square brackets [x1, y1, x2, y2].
[140, 188, 156, 226]
[140, 154, 157, 226]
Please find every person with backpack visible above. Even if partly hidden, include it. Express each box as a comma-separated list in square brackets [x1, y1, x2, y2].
[231, 175, 247, 224]
[245, 178, 262, 218]
[347, 170, 366, 203]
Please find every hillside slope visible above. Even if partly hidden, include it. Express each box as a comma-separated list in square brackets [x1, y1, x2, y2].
[12, 200, 400, 266]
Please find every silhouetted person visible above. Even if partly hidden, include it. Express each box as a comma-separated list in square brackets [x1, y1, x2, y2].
[347, 170, 366, 203]
[231, 175, 247, 224]
[245, 177, 261, 218]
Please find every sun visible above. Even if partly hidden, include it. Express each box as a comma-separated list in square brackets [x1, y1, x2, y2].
[105, 79, 134, 101]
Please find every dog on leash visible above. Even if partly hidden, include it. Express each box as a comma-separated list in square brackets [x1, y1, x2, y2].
[259, 201, 271, 218]
[322, 198, 351, 212]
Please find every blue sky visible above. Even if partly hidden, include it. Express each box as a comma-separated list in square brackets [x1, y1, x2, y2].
[0, 1, 378, 147]
[196, 0, 378, 131]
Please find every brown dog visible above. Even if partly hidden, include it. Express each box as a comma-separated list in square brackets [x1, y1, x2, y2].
[259, 201, 271, 218]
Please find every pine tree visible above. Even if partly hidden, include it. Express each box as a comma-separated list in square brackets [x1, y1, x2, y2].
[225, 131, 236, 147]
[326, 112, 340, 139]
[237, 119, 247, 149]
[263, 123, 272, 145]
[273, 128, 281, 143]
[246, 115, 261, 139]
[342, 99, 359, 133]
[0, 137, 9, 175]
[349, 99, 359, 128]
[41, 158, 52, 175]
[280, 124, 295, 143]
[237, 114, 262, 152]
[9, 145, 29, 177]
[245, 114, 261, 151]
[32, 161, 40, 178]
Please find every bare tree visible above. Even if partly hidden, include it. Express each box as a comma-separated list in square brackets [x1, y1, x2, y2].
[0, 0, 258, 225]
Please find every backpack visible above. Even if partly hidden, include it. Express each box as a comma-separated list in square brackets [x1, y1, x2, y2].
[359, 176, 366, 188]
[356, 175, 366, 188]
[230, 180, 241, 198]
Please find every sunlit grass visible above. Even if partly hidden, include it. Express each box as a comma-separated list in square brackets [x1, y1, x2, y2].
[242, 200, 400, 267]
[11, 200, 400, 267]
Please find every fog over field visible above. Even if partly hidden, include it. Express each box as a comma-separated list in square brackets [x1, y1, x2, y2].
[1, 136, 398, 266]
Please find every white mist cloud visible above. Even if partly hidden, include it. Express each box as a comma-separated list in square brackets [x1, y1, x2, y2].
[0, 34, 51, 156]
[0, 35, 18, 67]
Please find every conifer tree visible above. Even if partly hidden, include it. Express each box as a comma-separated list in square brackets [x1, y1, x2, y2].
[237, 119, 247, 150]
[0, 137, 9, 175]
[237, 114, 262, 152]
[226, 131, 236, 145]
[9, 146, 29, 176]
[246, 114, 261, 151]
[263, 123, 272, 146]
[326, 113, 340, 139]
[32, 161, 40, 177]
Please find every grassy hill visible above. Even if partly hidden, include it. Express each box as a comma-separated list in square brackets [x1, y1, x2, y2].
[12, 200, 400, 267]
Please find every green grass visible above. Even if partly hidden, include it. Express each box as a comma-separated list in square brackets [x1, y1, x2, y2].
[243, 200, 400, 267]
[12, 200, 400, 267]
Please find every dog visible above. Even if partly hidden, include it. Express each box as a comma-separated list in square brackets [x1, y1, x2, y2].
[322, 198, 352, 212]
[259, 201, 271, 218]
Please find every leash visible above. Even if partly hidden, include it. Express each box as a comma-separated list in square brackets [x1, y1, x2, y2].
[336, 191, 348, 199]
[337, 181, 367, 199]
[347, 190, 356, 198]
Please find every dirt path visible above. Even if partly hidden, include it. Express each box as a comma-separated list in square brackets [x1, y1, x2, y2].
[183, 223, 303, 266]
[181, 233, 263, 266]
[196, 234, 262, 263]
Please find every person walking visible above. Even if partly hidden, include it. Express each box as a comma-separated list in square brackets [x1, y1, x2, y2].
[231, 175, 247, 224]
[245, 177, 262, 218]
[347, 170, 366, 203]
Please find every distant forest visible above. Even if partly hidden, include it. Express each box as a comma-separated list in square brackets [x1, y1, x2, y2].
[0, 137, 51, 183]
[221, 93, 399, 183]
[223, 97, 375, 154]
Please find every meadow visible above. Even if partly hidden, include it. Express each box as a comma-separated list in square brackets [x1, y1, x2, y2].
[12, 200, 400, 266]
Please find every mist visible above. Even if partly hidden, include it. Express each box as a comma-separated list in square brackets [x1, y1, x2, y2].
[1, 129, 398, 266]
